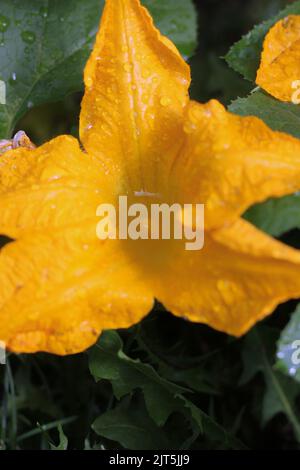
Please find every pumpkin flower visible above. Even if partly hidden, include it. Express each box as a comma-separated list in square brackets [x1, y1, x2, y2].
[3, 0, 300, 355]
[256, 15, 300, 102]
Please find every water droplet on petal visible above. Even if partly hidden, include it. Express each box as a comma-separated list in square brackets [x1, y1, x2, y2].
[86, 76, 93, 88]
[48, 175, 60, 181]
[160, 97, 171, 107]
[142, 69, 150, 79]
[183, 123, 193, 134]
[123, 63, 131, 73]
[77, 288, 87, 299]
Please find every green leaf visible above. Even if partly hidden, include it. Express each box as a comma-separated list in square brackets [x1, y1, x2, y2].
[158, 364, 219, 395]
[50, 425, 68, 450]
[230, 90, 300, 236]
[230, 90, 300, 139]
[90, 331, 246, 449]
[143, 0, 197, 58]
[92, 404, 170, 450]
[89, 330, 190, 427]
[276, 304, 300, 384]
[135, 325, 219, 395]
[241, 327, 300, 440]
[243, 195, 300, 237]
[0, 0, 104, 138]
[0, 0, 197, 139]
[225, 1, 300, 82]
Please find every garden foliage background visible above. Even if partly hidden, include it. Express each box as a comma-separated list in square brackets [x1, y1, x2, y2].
[1, 0, 300, 450]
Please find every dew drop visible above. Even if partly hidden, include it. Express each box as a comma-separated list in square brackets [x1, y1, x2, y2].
[48, 175, 60, 181]
[183, 123, 192, 134]
[0, 15, 10, 33]
[142, 69, 150, 79]
[160, 97, 171, 107]
[21, 30, 36, 44]
[217, 279, 229, 295]
[213, 305, 221, 313]
[39, 6, 48, 18]
[86, 76, 93, 88]
[77, 288, 87, 299]
[123, 63, 131, 73]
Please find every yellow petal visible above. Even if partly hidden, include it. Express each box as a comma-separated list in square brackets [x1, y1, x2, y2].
[0, 135, 109, 238]
[256, 15, 300, 102]
[173, 100, 300, 229]
[156, 218, 300, 336]
[80, 0, 190, 194]
[0, 227, 153, 354]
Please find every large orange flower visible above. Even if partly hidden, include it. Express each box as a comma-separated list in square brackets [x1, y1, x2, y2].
[256, 15, 300, 102]
[2, 0, 300, 354]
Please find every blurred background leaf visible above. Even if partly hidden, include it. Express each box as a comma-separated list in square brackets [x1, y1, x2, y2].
[240, 327, 300, 441]
[276, 304, 300, 383]
[143, 0, 197, 58]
